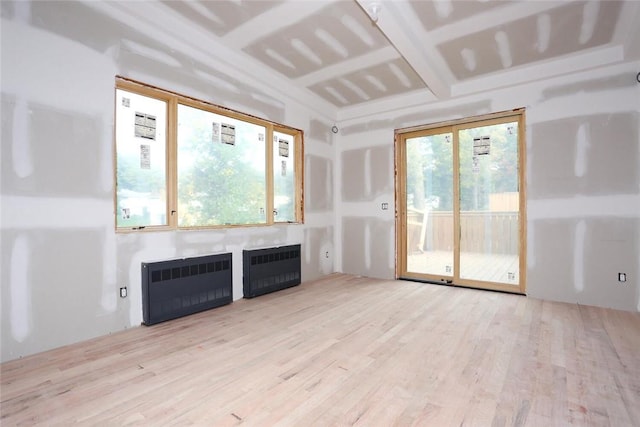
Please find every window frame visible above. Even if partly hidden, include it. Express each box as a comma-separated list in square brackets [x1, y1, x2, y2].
[114, 76, 304, 232]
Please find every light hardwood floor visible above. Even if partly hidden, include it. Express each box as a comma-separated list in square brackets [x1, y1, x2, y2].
[2, 274, 639, 426]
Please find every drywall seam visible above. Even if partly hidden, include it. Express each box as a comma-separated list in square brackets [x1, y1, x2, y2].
[579, 1, 600, 45]
[452, 46, 624, 98]
[1, 19, 118, 115]
[338, 62, 638, 128]
[98, 118, 113, 193]
[101, 225, 117, 313]
[13, 0, 31, 24]
[11, 97, 33, 178]
[364, 149, 372, 197]
[388, 225, 395, 271]
[536, 13, 551, 53]
[9, 234, 32, 343]
[334, 122, 343, 273]
[528, 222, 536, 268]
[574, 220, 586, 292]
[364, 223, 371, 270]
[1, 196, 112, 229]
[337, 89, 438, 122]
[529, 88, 637, 124]
[528, 195, 639, 219]
[574, 122, 590, 177]
[86, 2, 337, 122]
[338, 132, 396, 151]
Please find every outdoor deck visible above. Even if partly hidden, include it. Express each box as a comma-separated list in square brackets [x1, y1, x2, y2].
[407, 250, 519, 285]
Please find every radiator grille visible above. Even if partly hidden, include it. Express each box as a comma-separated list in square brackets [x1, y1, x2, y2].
[142, 253, 232, 325]
[243, 244, 301, 298]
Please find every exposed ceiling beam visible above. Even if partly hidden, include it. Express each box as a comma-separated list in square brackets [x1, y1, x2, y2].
[355, 0, 451, 99]
[337, 88, 437, 122]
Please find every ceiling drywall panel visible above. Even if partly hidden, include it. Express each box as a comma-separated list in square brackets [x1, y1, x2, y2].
[308, 58, 426, 106]
[408, 0, 514, 31]
[33, 0, 638, 119]
[438, 1, 623, 80]
[161, 0, 283, 37]
[242, 1, 388, 79]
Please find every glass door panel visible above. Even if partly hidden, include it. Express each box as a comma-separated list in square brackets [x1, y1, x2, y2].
[458, 122, 520, 286]
[405, 132, 454, 278]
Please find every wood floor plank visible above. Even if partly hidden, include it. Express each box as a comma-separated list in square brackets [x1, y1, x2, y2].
[1, 273, 639, 426]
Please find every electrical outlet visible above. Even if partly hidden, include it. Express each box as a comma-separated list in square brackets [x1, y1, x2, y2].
[381, 202, 389, 210]
[120, 287, 128, 298]
[618, 273, 626, 282]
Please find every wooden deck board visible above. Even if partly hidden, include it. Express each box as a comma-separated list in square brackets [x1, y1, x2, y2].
[408, 250, 520, 285]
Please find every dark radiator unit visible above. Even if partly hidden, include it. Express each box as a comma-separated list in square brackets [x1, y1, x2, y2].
[243, 244, 301, 298]
[141, 253, 232, 325]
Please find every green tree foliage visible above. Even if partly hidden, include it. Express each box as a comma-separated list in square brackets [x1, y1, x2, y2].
[406, 122, 518, 213]
[116, 146, 167, 227]
[406, 133, 453, 212]
[116, 152, 165, 194]
[459, 123, 518, 211]
[177, 106, 266, 226]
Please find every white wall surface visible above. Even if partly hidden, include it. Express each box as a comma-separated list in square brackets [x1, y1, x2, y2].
[336, 60, 640, 312]
[2, 1, 638, 363]
[0, 3, 336, 362]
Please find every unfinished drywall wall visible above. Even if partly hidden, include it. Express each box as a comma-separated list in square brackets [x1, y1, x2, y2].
[306, 155, 333, 212]
[341, 145, 393, 202]
[530, 112, 638, 197]
[1, 2, 336, 362]
[342, 217, 394, 279]
[337, 136, 395, 279]
[339, 100, 492, 135]
[308, 118, 335, 145]
[530, 218, 638, 310]
[337, 60, 640, 312]
[303, 226, 334, 279]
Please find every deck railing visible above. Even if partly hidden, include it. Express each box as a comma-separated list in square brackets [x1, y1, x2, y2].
[408, 211, 519, 255]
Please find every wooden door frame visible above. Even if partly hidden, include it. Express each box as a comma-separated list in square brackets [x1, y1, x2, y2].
[394, 109, 527, 294]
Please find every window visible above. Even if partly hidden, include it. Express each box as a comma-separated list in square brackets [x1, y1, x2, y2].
[114, 78, 303, 230]
[115, 88, 169, 228]
[177, 104, 267, 226]
[273, 129, 297, 222]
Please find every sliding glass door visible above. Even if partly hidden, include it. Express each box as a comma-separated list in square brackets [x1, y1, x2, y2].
[396, 111, 525, 293]
[404, 129, 455, 279]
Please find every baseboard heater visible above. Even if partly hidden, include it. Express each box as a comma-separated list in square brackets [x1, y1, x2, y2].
[243, 244, 301, 298]
[141, 253, 232, 325]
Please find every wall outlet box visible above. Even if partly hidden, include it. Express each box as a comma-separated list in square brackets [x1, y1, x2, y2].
[120, 287, 127, 298]
[618, 273, 626, 282]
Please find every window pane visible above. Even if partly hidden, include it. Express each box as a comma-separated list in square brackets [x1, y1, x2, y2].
[405, 133, 454, 277]
[273, 131, 296, 222]
[177, 104, 267, 226]
[459, 121, 520, 285]
[115, 89, 167, 228]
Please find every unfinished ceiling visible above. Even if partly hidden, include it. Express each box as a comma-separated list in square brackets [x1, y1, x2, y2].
[86, 0, 639, 120]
